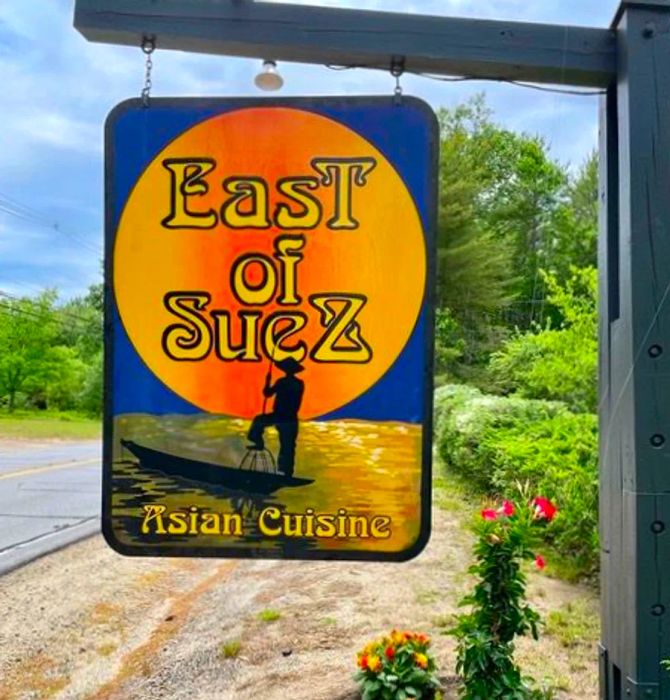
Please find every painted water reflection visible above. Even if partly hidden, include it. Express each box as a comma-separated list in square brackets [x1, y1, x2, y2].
[111, 414, 423, 555]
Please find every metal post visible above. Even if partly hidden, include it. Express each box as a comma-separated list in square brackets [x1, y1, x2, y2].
[600, 2, 670, 697]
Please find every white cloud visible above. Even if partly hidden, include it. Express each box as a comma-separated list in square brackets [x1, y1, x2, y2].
[0, 0, 611, 298]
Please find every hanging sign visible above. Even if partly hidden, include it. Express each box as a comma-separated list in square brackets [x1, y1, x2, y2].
[104, 96, 437, 561]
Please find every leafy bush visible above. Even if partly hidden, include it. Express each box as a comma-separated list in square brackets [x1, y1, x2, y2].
[489, 267, 597, 413]
[436, 385, 598, 571]
[355, 630, 440, 699]
[450, 494, 557, 699]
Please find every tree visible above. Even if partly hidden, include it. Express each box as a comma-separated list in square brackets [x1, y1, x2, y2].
[57, 283, 103, 360]
[489, 267, 597, 413]
[0, 291, 61, 411]
[436, 98, 519, 368]
[435, 97, 598, 377]
[544, 152, 598, 282]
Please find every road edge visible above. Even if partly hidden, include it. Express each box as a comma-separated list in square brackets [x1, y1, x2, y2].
[0, 517, 100, 577]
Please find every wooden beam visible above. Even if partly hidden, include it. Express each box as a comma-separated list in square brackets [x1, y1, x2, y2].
[73, 0, 616, 87]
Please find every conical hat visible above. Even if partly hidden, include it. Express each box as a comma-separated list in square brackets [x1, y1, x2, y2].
[275, 357, 305, 374]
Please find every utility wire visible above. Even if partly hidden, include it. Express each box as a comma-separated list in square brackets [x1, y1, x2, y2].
[325, 64, 607, 96]
[0, 302, 99, 328]
[0, 291, 99, 326]
[0, 191, 103, 256]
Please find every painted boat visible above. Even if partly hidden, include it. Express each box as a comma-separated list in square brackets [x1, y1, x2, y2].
[120, 440, 313, 495]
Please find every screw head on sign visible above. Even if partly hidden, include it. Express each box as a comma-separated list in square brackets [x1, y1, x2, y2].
[651, 434, 665, 448]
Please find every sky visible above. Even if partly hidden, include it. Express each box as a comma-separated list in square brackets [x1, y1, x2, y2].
[0, 0, 618, 301]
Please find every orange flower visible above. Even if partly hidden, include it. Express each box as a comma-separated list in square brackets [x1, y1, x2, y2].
[359, 654, 369, 670]
[414, 652, 428, 669]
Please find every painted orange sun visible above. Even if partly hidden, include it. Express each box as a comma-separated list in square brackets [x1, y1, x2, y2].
[113, 107, 426, 419]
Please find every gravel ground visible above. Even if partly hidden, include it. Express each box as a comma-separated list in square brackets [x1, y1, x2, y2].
[0, 474, 599, 699]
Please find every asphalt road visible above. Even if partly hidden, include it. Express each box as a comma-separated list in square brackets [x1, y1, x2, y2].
[0, 441, 101, 574]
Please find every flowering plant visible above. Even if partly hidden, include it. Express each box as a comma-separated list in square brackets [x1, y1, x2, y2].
[355, 630, 441, 699]
[449, 489, 557, 699]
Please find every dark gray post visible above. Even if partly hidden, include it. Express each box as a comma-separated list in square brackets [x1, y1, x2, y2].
[600, 2, 670, 698]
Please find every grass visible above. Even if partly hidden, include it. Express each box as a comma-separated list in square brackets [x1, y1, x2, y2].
[0, 410, 101, 440]
[415, 589, 440, 605]
[546, 597, 600, 649]
[256, 609, 281, 623]
[219, 640, 242, 659]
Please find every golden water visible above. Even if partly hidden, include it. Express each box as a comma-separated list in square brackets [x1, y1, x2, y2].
[111, 413, 424, 556]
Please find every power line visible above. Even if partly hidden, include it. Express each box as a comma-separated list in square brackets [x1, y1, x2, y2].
[0, 291, 100, 326]
[324, 63, 607, 96]
[0, 190, 103, 256]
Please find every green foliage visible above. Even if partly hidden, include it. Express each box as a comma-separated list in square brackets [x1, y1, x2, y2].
[434, 98, 598, 381]
[78, 351, 104, 417]
[546, 153, 598, 281]
[436, 385, 598, 571]
[449, 493, 555, 700]
[490, 267, 597, 412]
[435, 98, 518, 367]
[354, 631, 440, 700]
[0, 291, 61, 411]
[434, 308, 465, 377]
[0, 286, 103, 415]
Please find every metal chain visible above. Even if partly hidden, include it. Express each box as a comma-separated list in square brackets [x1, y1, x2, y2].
[141, 35, 156, 108]
[390, 56, 405, 105]
[394, 74, 403, 99]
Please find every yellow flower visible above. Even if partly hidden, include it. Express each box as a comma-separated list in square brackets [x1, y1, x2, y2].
[368, 654, 382, 673]
[391, 630, 408, 645]
[414, 652, 428, 669]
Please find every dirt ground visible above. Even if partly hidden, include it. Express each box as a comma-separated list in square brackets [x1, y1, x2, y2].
[0, 472, 599, 700]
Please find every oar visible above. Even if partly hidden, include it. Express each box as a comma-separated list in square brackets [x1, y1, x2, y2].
[261, 343, 278, 415]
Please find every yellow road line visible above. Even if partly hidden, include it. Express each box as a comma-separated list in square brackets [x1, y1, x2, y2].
[0, 458, 100, 481]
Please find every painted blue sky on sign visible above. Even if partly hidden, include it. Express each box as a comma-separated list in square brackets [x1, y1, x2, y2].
[0, 0, 615, 301]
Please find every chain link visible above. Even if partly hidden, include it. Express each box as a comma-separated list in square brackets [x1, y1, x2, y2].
[141, 36, 156, 108]
[390, 56, 404, 106]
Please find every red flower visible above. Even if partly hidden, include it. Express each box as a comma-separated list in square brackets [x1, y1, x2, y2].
[533, 497, 557, 522]
[481, 509, 498, 521]
[500, 500, 515, 517]
[385, 646, 395, 661]
[359, 654, 369, 670]
[535, 554, 547, 570]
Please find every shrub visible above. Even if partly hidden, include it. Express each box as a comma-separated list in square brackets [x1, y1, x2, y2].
[450, 493, 557, 700]
[355, 630, 440, 699]
[489, 267, 597, 413]
[436, 385, 598, 571]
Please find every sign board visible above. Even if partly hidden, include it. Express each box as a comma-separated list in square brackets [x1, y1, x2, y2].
[103, 96, 437, 561]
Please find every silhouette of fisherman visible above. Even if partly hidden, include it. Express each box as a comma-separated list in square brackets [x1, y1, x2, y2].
[247, 357, 305, 477]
